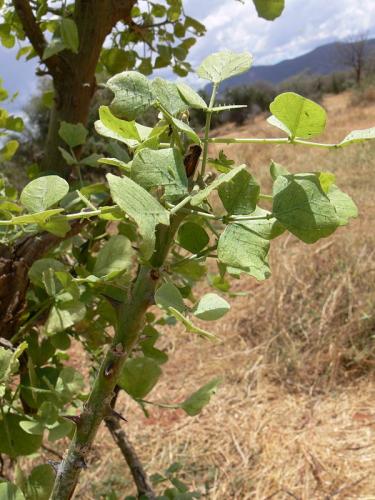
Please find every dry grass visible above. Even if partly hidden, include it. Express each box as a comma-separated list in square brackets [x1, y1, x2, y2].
[67, 92, 375, 499]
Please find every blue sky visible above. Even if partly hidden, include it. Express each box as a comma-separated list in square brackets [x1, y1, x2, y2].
[1, 0, 375, 112]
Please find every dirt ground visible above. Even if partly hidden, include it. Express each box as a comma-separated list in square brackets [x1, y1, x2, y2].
[70, 91, 375, 499]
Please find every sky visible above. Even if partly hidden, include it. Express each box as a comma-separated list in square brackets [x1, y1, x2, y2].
[1, 0, 375, 112]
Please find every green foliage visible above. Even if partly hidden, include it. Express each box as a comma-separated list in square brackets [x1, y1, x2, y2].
[0, 45, 372, 498]
[252, 0, 285, 20]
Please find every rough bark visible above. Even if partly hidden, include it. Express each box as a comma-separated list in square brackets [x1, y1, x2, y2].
[42, 0, 137, 176]
[0, 221, 87, 340]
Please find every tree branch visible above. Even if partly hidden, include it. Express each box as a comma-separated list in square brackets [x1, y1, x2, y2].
[105, 402, 156, 499]
[12, 0, 61, 75]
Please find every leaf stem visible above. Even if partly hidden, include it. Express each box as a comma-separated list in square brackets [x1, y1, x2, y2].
[207, 137, 342, 149]
[201, 83, 219, 178]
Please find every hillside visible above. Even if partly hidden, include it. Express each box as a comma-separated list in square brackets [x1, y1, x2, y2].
[212, 39, 375, 93]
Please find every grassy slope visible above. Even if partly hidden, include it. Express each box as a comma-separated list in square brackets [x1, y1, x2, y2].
[77, 92, 375, 499]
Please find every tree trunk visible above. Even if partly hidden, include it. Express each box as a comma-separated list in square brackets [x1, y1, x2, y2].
[42, 0, 137, 177]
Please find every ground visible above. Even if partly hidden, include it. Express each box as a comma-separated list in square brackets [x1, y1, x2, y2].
[72, 91, 375, 499]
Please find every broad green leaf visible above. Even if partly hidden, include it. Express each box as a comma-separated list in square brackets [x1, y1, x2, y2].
[191, 165, 247, 206]
[95, 106, 141, 149]
[55, 366, 85, 403]
[339, 127, 375, 147]
[151, 78, 188, 116]
[327, 185, 358, 225]
[118, 357, 162, 399]
[48, 418, 73, 442]
[131, 148, 188, 201]
[45, 302, 86, 335]
[318, 172, 336, 193]
[107, 173, 170, 259]
[168, 307, 217, 341]
[0, 482, 25, 500]
[98, 157, 131, 172]
[93, 235, 133, 278]
[218, 169, 259, 215]
[42, 39, 65, 60]
[272, 173, 339, 243]
[0, 139, 19, 161]
[270, 160, 290, 180]
[59, 121, 88, 148]
[39, 217, 71, 237]
[218, 222, 271, 280]
[24, 464, 55, 500]
[107, 71, 154, 120]
[269, 92, 327, 139]
[177, 222, 209, 253]
[0, 342, 27, 397]
[0, 413, 43, 457]
[60, 18, 79, 54]
[19, 420, 44, 435]
[169, 116, 201, 144]
[20, 175, 69, 213]
[252, 0, 285, 20]
[58, 147, 76, 165]
[193, 293, 230, 321]
[140, 325, 168, 365]
[29, 258, 66, 288]
[180, 378, 221, 416]
[197, 51, 253, 84]
[155, 283, 186, 313]
[176, 82, 207, 109]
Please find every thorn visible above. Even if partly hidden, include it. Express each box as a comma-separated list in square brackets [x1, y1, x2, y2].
[112, 409, 128, 423]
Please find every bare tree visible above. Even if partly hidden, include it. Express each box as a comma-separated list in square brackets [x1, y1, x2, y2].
[337, 32, 371, 85]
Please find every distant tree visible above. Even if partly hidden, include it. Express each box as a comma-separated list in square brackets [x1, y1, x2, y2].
[337, 32, 371, 85]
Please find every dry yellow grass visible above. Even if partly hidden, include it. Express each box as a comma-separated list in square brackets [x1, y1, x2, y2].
[67, 92, 375, 499]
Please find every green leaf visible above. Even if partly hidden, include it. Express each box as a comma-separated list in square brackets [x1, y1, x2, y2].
[59, 121, 88, 148]
[218, 222, 271, 280]
[55, 367, 85, 403]
[327, 185, 358, 225]
[47, 419, 73, 442]
[270, 160, 290, 180]
[197, 51, 253, 84]
[168, 308, 217, 341]
[155, 283, 186, 313]
[252, 0, 285, 20]
[58, 147, 76, 165]
[24, 464, 55, 500]
[95, 106, 141, 149]
[19, 420, 44, 435]
[0, 413, 43, 457]
[20, 175, 69, 213]
[0, 482, 25, 500]
[45, 302, 86, 335]
[218, 169, 259, 215]
[131, 148, 188, 201]
[176, 82, 207, 109]
[169, 116, 201, 145]
[42, 39, 66, 60]
[60, 18, 79, 54]
[151, 78, 188, 116]
[190, 165, 247, 206]
[339, 127, 375, 146]
[272, 173, 339, 243]
[0, 342, 27, 397]
[93, 235, 133, 278]
[180, 378, 221, 416]
[107, 71, 154, 120]
[118, 357, 162, 399]
[29, 258, 66, 288]
[107, 173, 170, 259]
[269, 92, 327, 139]
[0, 140, 19, 161]
[177, 222, 209, 253]
[193, 293, 230, 321]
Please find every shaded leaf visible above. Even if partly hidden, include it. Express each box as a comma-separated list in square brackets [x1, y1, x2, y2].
[20, 175, 69, 213]
[181, 378, 221, 416]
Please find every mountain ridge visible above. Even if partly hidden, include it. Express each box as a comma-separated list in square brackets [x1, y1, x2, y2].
[210, 39, 375, 93]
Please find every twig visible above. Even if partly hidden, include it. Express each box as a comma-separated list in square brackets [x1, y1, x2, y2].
[105, 390, 155, 499]
[42, 444, 64, 460]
